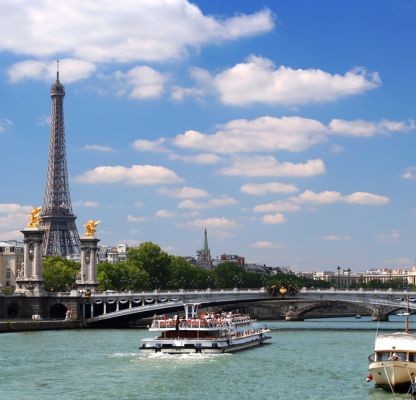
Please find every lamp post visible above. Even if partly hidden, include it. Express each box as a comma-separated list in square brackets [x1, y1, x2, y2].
[337, 266, 341, 289]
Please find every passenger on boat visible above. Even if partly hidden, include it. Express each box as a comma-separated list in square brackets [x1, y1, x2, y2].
[389, 352, 400, 361]
[411, 373, 416, 400]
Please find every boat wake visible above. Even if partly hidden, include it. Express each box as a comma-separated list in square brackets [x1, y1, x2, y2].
[137, 351, 231, 364]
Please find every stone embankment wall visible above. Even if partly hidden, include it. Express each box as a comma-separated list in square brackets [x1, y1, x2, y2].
[0, 320, 82, 333]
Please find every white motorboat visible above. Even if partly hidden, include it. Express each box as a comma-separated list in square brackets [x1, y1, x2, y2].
[139, 303, 271, 354]
[368, 305, 416, 392]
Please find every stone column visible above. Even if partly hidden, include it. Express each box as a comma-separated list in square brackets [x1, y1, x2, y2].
[76, 236, 100, 292]
[15, 228, 46, 296]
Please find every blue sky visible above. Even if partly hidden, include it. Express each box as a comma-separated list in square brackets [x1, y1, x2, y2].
[0, 0, 415, 271]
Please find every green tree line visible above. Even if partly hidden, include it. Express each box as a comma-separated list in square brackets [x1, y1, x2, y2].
[39, 241, 324, 293]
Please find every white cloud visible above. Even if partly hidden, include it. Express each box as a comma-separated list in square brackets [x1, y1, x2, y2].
[377, 231, 400, 242]
[8, 58, 95, 83]
[0, 230, 22, 241]
[209, 196, 237, 207]
[74, 165, 182, 185]
[329, 118, 415, 137]
[344, 192, 390, 205]
[155, 210, 176, 218]
[0, 118, 13, 132]
[296, 190, 390, 206]
[0, 203, 33, 214]
[213, 56, 380, 106]
[177, 199, 208, 210]
[241, 182, 298, 196]
[73, 200, 100, 208]
[402, 167, 416, 180]
[317, 235, 351, 241]
[218, 156, 326, 177]
[180, 217, 239, 230]
[132, 138, 168, 152]
[297, 190, 343, 204]
[262, 213, 287, 224]
[83, 144, 115, 153]
[0, 2, 273, 63]
[35, 115, 50, 127]
[111, 66, 167, 99]
[126, 214, 148, 223]
[253, 201, 301, 213]
[174, 116, 327, 154]
[159, 186, 209, 199]
[134, 201, 144, 208]
[251, 241, 283, 249]
[169, 153, 221, 164]
[0, 203, 34, 238]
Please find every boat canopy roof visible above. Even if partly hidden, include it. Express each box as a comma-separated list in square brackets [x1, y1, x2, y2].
[375, 333, 416, 352]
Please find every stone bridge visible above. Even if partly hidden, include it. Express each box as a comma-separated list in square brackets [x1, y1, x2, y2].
[1, 288, 415, 326]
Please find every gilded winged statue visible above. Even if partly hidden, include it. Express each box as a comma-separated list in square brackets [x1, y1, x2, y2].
[27, 207, 42, 228]
[84, 220, 100, 237]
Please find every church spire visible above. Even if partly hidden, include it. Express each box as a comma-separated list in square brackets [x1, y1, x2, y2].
[197, 228, 212, 269]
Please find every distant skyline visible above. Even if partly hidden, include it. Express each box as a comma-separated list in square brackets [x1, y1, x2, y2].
[0, 1, 415, 271]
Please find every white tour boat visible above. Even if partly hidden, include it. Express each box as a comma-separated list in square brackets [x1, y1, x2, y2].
[140, 303, 271, 354]
[368, 308, 416, 392]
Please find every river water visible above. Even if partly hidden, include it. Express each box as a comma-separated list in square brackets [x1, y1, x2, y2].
[1, 316, 413, 400]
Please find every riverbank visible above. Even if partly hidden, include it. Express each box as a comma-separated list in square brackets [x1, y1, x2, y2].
[0, 320, 82, 333]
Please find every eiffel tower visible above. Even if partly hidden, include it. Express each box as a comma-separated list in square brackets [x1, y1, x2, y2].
[39, 64, 80, 256]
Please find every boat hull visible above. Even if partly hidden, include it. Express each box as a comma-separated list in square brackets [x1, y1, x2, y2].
[140, 333, 271, 354]
[369, 360, 416, 392]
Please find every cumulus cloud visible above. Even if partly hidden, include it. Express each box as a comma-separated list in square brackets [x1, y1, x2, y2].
[111, 66, 167, 99]
[296, 190, 390, 206]
[401, 167, 416, 180]
[377, 230, 400, 242]
[177, 199, 209, 210]
[169, 153, 221, 165]
[317, 235, 351, 241]
[74, 165, 182, 185]
[262, 213, 287, 224]
[159, 186, 209, 199]
[253, 201, 301, 213]
[213, 56, 380, 106]
[251, 240, 283, 249]
[329, 118, 415, 137]
[126, 214, 148, 223]
[241, 182, 298, 196]
[209, 196, 237, 207]
[0, 1, 273, 63]
[73, 200, 100, 208]
[0, 118, 13, 132]
[180, 217, 239, 229]
[82, 144, 115, 153]
[218, 156, 326, 177]
[155, 210, 176, 218]
[8, 58, 95, 83]
[0, 203, 34, 239]
[173, 116, 327, 154]
[132, 138, 168, 152]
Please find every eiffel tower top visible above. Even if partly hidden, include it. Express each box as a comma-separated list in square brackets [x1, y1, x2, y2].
[51, 60, 65, 95]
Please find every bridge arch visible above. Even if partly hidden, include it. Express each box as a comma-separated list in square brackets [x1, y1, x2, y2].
[49, 303, 67, 319]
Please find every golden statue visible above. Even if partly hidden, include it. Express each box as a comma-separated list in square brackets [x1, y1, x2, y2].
[27, 207, 42, 228]
[84, 220, 100, 237]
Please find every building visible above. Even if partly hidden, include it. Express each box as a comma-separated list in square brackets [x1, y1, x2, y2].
[196, 229, 212, 269]
[0, 241, 24, 291]
[219, 254, 245, 266]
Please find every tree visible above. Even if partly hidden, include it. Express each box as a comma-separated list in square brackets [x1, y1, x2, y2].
[42, 256, 80, 292]
[213, 262, 245, 288]
[127, 242, 171, 289]
[97, 261, 149, 291]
